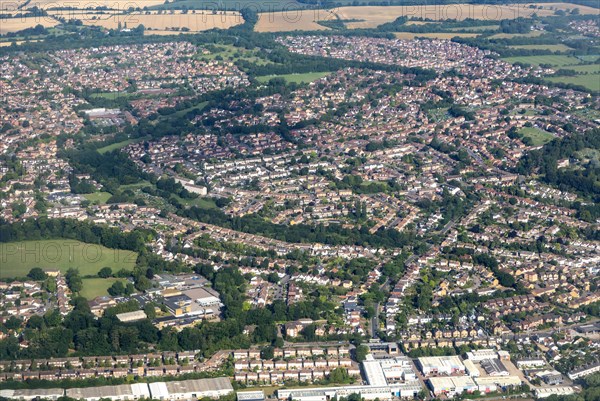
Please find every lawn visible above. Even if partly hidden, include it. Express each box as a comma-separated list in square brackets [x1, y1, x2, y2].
[80, 277, 126, 299]
[256, 72, 330, 84]
[547, 74, 600, 92]
[83, 191, 112, 204]
[176, 196, 218, 209]
[519, 127, 555, 146]
[197, 44, 272, 65]
[502, 55, 581, 67]
[90, 91, 135, 100]
[97, 137, 147, 154]
[0, 240, 137, 279]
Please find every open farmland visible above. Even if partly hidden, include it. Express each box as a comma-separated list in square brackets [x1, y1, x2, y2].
[334, 3, 598, 29]
[255, 9, 334, 32]
[548, 74, 600, 92]
[0, 39, 41, 46]
[0, 0, 29, 11]
[0, 240, 137, 279]
[564, 64, 600, 73]
[0, 16, 58, 34]
[22, 0, 166, 9]
[82, 10, 242, 32]
[509, 44, 573, 52]
[394, 32, 479, 39]
[502, 55, 581, 66]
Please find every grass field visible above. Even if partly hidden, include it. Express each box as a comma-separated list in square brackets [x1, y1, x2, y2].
[0, 240, 137, 279]
[196, 44, 272, 65]
[562, 64, 600, 73]
[577, 55, 600, 63]
[489, 31, 544, 39]
[448, 24, 498, 32]
[91, 91, 135, 100]
[502, 55, 581, 67]
[255, 9, 333, 32]
[82, 11, 242, 32]
[83, 191, 112, 204]
[119, 181, 151, 190]
[394, 32, 479, 39]
[547, 74, 600, 92]
[256, 72, 330, 84]
[97, 136, 147, 154]
[519, 127, 555, 146]
[0, 16, 58, 34]
[80, 277, 125, 299]
[509, 44, 573, 52]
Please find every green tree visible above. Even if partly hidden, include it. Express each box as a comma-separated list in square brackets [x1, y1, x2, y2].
[355, 345, 369, 362]
[27, 267, 47, 281]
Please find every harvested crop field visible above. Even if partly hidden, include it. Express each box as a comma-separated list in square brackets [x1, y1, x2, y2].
[82, 11, 242, 32]
[255, 9, 334, 32]
[0, 39, 41, 46]
[394, 32, 479, 39]
[0, 16, 58, 34]
[22, 0, 166, 9]
[335, 3, 598, 29]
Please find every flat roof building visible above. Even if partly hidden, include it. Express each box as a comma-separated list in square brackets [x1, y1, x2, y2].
[417, 356, 465, 376]
[465, 349, 499, 362]
[428, 376, 478, 397]
[277, 386, 392, 401]
[237, 391, 265, 401]
[463, 360, 480, 377]
[535, 386, 576, 399]
[0, 388, 64, 401]
[474, 375, 522, 388]
[480, 359, 509, 376]
[116, 310, 147, 323]
[66, 384, 150, 401]
[149, 378, 233, 400]
[362, 357, 388, 387]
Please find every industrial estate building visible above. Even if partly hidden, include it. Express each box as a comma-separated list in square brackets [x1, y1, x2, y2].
[535, 386, 577, 399]
[416, 355, 465, 376]
[0, 388, 64, 401]
[149, 377, 233, 400]
[66, 383, 151, 401]
[3, 378, 233, 401]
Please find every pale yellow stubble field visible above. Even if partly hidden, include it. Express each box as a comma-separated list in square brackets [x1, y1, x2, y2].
[255, 8, 336, 32]
[0, 16, 58, 34]
[80, 10, 243, 33]
[21, 0, 166, 9]
[335, 3, 599, 29]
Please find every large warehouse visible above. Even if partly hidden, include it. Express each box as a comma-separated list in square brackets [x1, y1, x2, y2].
[427, 376, 478, 397]
[417, 356, 466, 376]
[149, 378, 234, 400]
[0, 388, 64, 401]
[66, 384, 150, 401]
